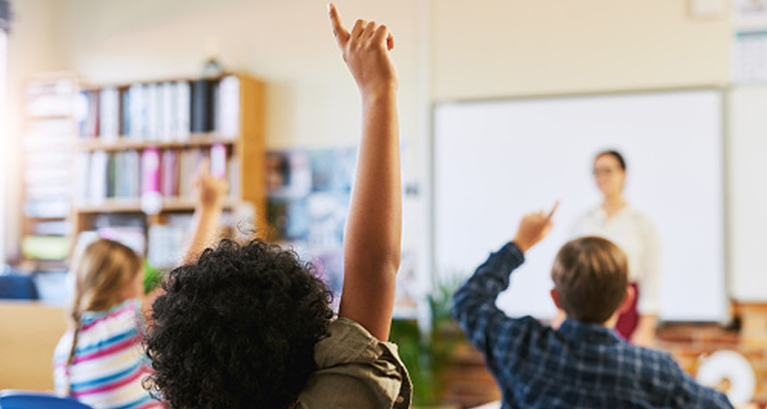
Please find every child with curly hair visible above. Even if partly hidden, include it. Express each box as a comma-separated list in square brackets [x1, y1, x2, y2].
[143, 4, 410, 409]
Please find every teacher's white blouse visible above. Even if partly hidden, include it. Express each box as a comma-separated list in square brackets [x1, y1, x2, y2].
[573, 206, 661, 315]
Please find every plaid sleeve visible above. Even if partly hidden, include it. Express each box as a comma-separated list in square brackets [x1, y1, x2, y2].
[451, 242, 534, 359]
[669, 360, 734, 409]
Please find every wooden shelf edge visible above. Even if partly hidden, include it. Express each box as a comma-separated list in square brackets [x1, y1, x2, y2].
[74, 197, 238, 214]
[79, 71, 247, 90]
[76, 133, 237, 151]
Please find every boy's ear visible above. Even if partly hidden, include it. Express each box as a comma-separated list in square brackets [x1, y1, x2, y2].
[618, 285, 636, 314]
[550, 288, 562, 309]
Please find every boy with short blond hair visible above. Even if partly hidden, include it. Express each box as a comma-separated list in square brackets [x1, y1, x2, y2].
[452, 208, 733, 409]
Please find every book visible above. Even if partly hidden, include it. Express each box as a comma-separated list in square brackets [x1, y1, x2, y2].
[210, 143, 227, 179]
[175, 81, 191, 141]
[141, 147, 161, 196]
[21, 236, 70, 260]
[89, 151, 109, 204]
[124, 150, 141, 199]
[159, 82, 174, 142]
[114, 152, 130, 199]
[217, 75, 240, 138]
[145, 83, 158, 141]
[160, 149, 179, 198]
[89, 150, 109, 203]
[23, 200, 70, 219]
[77, 90, 99, 138]
[74, 151, 90, 203]
[106, 152, 117, 198]
[31, 220, 70, 236]
[99, 87, 120, 142]
[228, 154, 241, 199]
[141, 147, 163, 214]
[191, 79, 214, 133]
[129, 83, 145, 140]
[121, 87, 131, 136]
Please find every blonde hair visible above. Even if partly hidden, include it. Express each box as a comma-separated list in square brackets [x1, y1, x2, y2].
[66, 239, 142, 394]
[551, 236, 628, 323]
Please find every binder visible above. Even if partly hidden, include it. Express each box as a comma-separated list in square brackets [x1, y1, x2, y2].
[145, 83, 158, 141]
[129, 84, 144, 140]
[160, 82, 174, 142]
[176, 81, 191, 141]
[99, 87, 120, 142]
[191, 79, 214, 133]
[218, 75, 240, 138]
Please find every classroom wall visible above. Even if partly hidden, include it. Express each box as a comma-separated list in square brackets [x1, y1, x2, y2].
[432, 0, 730, 100]
[52, 0, 423, 152]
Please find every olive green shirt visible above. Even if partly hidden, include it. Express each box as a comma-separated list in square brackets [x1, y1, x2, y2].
[298, 318, 412, 409]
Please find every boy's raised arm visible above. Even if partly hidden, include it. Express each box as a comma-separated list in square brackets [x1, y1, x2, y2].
[329, 3, 401, 341]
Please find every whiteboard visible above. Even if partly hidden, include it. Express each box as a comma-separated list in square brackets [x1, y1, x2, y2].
[729, 85, 767, 302]
[434, 89, 725, 322]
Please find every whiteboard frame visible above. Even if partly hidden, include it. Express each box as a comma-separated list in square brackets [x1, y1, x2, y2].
[428, 86, 730, 324]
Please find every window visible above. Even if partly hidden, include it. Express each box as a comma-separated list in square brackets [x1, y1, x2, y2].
[0, 0, 10, 266]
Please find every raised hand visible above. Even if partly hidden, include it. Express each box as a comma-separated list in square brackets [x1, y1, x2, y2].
[329, 3, 398, 98]
[329, 4, 402, 341]
[193, 159, 228, 210]
[513, 202, 559, 253]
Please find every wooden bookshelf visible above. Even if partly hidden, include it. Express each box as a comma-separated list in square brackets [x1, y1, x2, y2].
[17, 74, 79, 271]
[70, 72, 267, 266]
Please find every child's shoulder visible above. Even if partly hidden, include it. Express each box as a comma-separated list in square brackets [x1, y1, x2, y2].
[618, 341, 683, 374]
[81, 298, 142, 328]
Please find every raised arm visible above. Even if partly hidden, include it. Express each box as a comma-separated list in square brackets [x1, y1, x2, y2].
[142, 160, 227, 318]
[181, 159, 228, 265]
[329, 4, 401, 341]
[452, 205, 557, 350]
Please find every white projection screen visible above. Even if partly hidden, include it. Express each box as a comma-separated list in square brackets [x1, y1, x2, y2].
[434, 89, 725, 322]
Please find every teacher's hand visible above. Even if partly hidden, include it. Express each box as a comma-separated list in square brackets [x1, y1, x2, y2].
[513, 202, 559, 253]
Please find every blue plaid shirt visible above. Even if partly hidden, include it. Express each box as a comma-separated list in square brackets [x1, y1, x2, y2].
[451, 242, 733, 409]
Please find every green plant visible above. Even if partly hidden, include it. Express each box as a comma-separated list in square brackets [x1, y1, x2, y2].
[389, 276, 466, 407]
[143, 259, 164, 294]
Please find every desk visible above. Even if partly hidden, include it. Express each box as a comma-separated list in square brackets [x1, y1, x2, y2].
[0, 301, 67, 390]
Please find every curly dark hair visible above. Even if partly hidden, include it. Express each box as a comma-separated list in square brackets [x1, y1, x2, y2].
[144, 239, 334, 409]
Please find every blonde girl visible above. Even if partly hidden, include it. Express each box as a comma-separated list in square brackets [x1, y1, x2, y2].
[52, 162, 227, 409]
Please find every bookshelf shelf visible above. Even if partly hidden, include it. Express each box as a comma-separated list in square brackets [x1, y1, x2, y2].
[27, 114, 75, 120]
[76, 133, 237, 152]
[74, 197, 238, 214]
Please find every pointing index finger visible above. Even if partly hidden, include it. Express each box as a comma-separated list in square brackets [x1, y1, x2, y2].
[328, 3, 350, 48]
[547, 201, 560, 220]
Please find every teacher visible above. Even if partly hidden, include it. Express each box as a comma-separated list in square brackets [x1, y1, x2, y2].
[573, 150, 661, 346]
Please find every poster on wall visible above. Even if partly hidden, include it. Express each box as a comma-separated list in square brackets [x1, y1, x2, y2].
[734, 0, 767, 31]
[733, 30, 767, 82]
[266, 148, 419, 316]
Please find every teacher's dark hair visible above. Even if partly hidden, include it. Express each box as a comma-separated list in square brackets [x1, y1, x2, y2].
[596, 150, 626, 171]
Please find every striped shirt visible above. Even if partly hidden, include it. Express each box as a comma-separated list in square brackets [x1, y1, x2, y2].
[53, 299, 161, 409]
